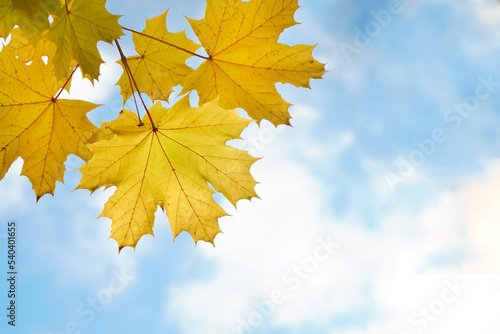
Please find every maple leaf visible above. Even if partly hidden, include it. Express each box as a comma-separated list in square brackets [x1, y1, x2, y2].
[0, 48, 98, 199]
[6, 27, 51, 61]
[7, 28, 76, 90]
[47, 0, 123, 80]
[118, 10, 199, 103]
[12, 0, 60, 43]
[0, 0, 15, 39]
[0, 0, 60, 42]
[78, 96, 258, 250]
[181, 0, 326, 126]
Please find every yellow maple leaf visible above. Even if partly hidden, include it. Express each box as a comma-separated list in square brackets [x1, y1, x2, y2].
[118, 10, 199, 103]
[7, 28, 76, 90]
[0, 0, 15, 39]
[6, 27, 50, 61]
[47, 0, 123, 80]
[181, 0, 326, 126]
[78, 96, 258, 250]
[0, 48, 98, 199]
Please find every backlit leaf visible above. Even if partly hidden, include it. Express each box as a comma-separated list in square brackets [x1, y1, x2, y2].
[117, 10, 199, 103]
[181, 0, 326, 125]
[78, 96, 258, 249]
[12, 0, 60, 43]
[0, 48, 98, 199]
[47, 0, 123, 80]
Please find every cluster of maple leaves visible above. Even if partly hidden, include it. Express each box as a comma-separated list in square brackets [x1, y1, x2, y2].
[0, 0, 325, 250]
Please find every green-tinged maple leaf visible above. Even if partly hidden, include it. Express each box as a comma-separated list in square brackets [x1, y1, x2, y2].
[78, 96, 258, 250]
[118, 10, 199, 103]
[0, 0, 60, 42]
[47, 0, 123, 80]
[0, 48, 98, 199]
[12, 0, 60, 43]
[181, 0, 326, 126]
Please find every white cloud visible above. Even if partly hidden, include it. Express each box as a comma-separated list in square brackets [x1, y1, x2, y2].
[58, 59, 122, 104]
[163, 156, 344, 333]
[162, 142, 500, 333]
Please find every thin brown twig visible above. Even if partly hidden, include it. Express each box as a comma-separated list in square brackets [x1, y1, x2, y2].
[115, 39, 156, 130]
[122, 26, 209, 60]
[53, 65, 79, 101]
[118, 48, 141, 121]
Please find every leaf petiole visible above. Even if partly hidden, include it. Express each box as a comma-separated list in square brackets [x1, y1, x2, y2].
[53, 65, 79, 101]
[121, 26, 208, 60]
[115, 39, 157, 130]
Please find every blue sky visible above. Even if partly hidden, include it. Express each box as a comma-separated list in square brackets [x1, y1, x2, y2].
[2, 0, 500, 333]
